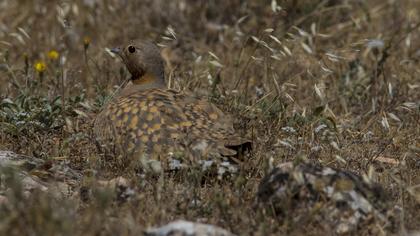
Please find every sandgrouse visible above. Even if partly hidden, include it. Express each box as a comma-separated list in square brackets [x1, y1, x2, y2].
[94, 41, 250, 172]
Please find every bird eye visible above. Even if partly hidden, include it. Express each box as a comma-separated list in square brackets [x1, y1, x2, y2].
[128, 45, 136, 53]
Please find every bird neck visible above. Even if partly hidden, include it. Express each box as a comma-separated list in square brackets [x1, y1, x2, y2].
[131, 72, 165, 89]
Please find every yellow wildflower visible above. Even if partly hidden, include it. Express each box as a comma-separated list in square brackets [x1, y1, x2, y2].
[47, 50, 59, 60]
[34, 61, 46, 73]
[83, 36, 91, 50]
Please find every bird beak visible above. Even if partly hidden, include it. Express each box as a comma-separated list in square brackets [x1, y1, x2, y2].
[110, 47, 122, 56]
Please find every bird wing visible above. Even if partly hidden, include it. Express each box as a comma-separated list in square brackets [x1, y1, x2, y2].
[173, 90, 251, 156]
[94, 89, 250, 160]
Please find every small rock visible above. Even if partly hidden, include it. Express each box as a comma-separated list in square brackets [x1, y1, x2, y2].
[0, 150, 81, 201]
[145, 220, 236, 236]
[256, 161, 395, 234]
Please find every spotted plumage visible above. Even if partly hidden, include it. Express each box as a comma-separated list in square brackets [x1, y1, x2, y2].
[94, 41, 250, 171]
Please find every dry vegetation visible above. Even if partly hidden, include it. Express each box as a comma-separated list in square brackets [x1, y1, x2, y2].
[0, 0, 419, 235]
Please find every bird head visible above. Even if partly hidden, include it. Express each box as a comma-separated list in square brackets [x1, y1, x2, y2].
[111, 41, 165, 87]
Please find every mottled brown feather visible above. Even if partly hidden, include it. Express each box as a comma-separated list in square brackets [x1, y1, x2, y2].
[94, 41, 251, 165]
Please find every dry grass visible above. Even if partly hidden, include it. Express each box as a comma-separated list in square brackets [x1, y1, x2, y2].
[0, 0, 419, 235]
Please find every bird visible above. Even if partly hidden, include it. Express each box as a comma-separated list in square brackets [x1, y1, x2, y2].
[94, 41, 251, 173]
